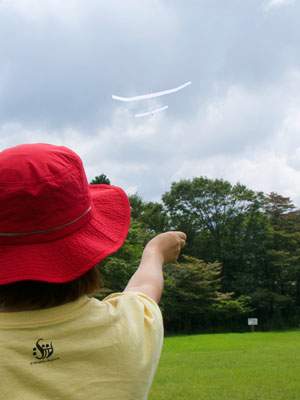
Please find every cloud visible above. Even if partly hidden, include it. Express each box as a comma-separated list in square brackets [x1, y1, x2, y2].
[0, 0, 90, 22]
[1, 63, 300, 191]
[171, 152, 300, 207]
[0, 0, 182, 131]
[3, 68, 300, 206]
[168, 71, 300, 205]
[1, 1, 300, 207]
[264, 0, 295, 11]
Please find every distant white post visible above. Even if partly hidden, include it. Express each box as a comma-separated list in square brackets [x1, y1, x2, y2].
[248, 318, 258, 332]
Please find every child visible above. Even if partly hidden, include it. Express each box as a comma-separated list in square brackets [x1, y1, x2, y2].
[0, 143, 186, 400]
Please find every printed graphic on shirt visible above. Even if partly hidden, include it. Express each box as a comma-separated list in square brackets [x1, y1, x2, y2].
[33, 338, 54, 360]
[30, 339, 60, 365]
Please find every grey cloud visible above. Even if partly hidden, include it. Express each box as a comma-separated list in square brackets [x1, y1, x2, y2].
[1, 0, 299, 130]
[1, 0, 300, 205]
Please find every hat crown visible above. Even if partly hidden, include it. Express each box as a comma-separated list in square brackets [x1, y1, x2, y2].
[0, 144, 91, 234]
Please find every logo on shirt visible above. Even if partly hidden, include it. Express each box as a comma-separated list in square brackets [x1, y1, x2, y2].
[30, 339, 60, 365]
[33, 338, 54, 359]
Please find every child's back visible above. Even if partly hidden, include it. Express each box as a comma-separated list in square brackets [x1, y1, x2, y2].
[1, 293, 162, 399]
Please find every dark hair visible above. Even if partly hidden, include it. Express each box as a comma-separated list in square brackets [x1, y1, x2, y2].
[0, 266, 102, 309]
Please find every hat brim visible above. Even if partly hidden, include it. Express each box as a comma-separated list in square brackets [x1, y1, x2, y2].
[0, 185, 131, 284]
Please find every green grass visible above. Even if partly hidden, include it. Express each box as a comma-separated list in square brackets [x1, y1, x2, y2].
[148, 330, 300, 400]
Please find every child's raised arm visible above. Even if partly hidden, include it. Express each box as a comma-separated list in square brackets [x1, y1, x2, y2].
[123, 231, 186, 303]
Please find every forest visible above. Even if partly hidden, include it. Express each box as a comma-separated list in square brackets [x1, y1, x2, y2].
[91, 174, 300, 334]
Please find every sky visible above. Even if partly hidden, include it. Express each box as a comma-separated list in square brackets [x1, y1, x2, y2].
[1, 0, 300, 206]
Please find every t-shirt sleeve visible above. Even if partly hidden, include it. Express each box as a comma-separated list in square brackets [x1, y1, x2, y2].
[102, 292, 164, 382]
[103, 291, 163, 322]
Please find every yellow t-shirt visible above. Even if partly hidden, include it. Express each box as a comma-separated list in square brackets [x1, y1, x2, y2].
[0, 292, 163, 400]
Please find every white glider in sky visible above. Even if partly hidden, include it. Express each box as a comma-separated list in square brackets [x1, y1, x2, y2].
[112, 81, 191, 102]
[135, 105, 168, 118]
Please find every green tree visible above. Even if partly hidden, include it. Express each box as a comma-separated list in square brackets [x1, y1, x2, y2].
[255, 193, 300, 327]
[128, 193, 168, 234]
[128, 193, 144, 220]
[264, 192, 295, 229]
[90, 174, 111, 185]
[161, 256, 250, 333]
[162, 177, 268, 294]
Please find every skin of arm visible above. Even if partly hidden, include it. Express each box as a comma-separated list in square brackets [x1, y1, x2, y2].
[123, 231, 186, 303]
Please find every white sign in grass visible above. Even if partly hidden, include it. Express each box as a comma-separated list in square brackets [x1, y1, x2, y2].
[248, 318, 258, 326]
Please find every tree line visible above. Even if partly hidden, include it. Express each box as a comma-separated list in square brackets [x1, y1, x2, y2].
[91, 174, 300, 333]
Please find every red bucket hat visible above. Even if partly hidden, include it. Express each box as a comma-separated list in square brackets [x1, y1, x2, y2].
[0, 143, 131, 285]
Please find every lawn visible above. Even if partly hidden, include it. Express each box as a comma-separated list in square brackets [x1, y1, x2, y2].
[148, 330, 300, 400]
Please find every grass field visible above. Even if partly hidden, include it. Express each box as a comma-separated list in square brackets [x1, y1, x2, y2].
[148, 330, 300, 400]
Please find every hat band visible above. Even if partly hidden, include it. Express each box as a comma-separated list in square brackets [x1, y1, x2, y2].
[0, 206, 91, 236]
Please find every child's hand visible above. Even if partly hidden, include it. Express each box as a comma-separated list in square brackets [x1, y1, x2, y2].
[143, 231, 187, 265]
[124, 231, 187, 302]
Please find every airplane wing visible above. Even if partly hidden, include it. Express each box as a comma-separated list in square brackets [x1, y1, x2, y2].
[135, 105, 168, 118]
[112, 81, 191, 102]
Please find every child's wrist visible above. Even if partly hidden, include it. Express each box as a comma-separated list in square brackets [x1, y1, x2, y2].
[142, 247, 164, 265]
